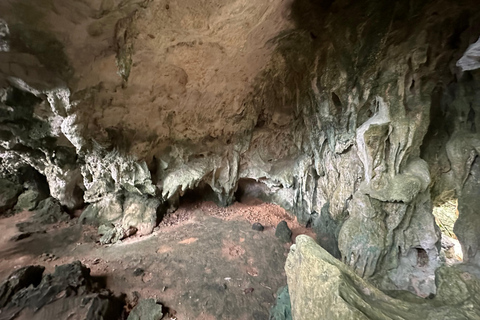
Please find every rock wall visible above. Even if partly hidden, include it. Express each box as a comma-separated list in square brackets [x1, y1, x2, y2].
[1, 0, 480, 297]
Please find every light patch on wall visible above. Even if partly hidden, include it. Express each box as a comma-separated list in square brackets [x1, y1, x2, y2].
[0, 19, 9, 52]
[433, 199, 463, 262]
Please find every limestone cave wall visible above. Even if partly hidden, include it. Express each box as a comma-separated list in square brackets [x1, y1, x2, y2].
[1, 0, 480, 297]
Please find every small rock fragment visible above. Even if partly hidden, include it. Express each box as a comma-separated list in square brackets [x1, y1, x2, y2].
[132, 290, 140, 299]
[125, 226, 138, 237]
[98, 224, 124, 244]
[40, 253, 57, 262]
[275, 221, 292, 243]
[127, 298, 163, 320]
[142, 272, 153, 283]
[133, 268, 145, 276]
[244, 287, 254, 295]
[252, 222, 264, 232]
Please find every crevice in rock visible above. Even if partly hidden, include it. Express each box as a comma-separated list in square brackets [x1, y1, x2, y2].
[234, 178, 272, 204]
[416, 248, 429, 267]
[177, 181, 218, 206]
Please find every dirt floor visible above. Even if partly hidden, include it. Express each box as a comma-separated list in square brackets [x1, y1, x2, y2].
[0, 200, 315, 320]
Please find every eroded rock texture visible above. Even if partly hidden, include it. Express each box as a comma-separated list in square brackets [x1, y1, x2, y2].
[1, 0, 480, 298]
[0, 261, 125, 320]
[286, 236, 480, 320]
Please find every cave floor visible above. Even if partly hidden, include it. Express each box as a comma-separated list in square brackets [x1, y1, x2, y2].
[0, 201, 313, 320]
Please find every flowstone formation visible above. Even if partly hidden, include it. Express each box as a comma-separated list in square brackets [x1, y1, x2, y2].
[1, 0, 480, 303]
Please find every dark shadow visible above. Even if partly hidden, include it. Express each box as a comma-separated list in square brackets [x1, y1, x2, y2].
[416, 248, 429, 267]
[234, 178, 271, 205]
[90, 274, 108, 289]
[179, 182, 217, 205]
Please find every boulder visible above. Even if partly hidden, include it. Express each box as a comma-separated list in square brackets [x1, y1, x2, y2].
[121, 194, 160, 236]
[0, 265, 45, 308]
[0, 261, 125, 320]
[32, 197, 67, 224]
[81, 193, 159, 241]
[0, 178, 22, 214]
[275, 221, 292, 243]
[286, 235, 480, 320]
[14, 189, 43, 211]
[16, 197, 68, 234]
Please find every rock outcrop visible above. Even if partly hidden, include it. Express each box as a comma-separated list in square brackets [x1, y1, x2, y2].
[0, 265, 44, 308]
[0, 179, 21, 214]
[286, 235, 480, 320]
[1, 0, 480, 299]
[0, 261, 125, 320]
